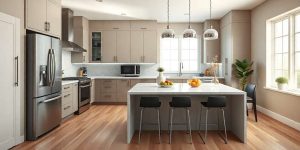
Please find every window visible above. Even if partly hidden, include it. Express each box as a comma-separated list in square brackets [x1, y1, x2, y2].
[160, 37, 199, 73]
[268, 11, 300, 91]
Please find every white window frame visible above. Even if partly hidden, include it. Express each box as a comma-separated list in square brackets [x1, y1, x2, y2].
[267, 9, 300, 92]
[160, 36, 201, 74]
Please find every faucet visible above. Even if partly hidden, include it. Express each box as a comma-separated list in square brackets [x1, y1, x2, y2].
[178, 62, 183, 77]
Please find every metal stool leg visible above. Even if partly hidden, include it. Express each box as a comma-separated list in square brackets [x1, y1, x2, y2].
[187, 108, 192, 144]
[157, 108, 161, 143]
[138, 108, 144, 144]
[169, 108, 174, 144]
[222, 108, 228, 144]
[198, 105, 206, 144]
[186, 108, 189, 133]
[204, 108, 208, 143]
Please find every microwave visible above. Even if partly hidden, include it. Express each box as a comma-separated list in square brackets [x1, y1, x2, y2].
[121, 65, 140, 77]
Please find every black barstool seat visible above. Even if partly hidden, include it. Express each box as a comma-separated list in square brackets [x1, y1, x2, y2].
[140, 97, 161, 108]
[201, 96, 226, 108]
[169, 97, 191, 107]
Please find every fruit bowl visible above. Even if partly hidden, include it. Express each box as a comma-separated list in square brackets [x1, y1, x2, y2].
[187, 79, 201, 88]
[159, 80, 173, 88]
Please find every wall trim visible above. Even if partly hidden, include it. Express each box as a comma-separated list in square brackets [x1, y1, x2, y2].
[15, 136, 24, 145]
[257, 105, 300, 131]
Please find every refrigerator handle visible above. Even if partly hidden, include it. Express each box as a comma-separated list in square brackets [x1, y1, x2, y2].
[14, 56, 19, 86]
[51, 49, 56, 87]
[47, 49, 52, 86]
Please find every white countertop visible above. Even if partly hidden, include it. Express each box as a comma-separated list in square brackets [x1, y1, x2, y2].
[62, 80, 78, 86]
[128, 83, 245, 95]
[88, 76, 224, 80]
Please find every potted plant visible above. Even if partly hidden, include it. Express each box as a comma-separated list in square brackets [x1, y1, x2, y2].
[275, 77, 288, 90]
[156, 67, 166, 85]
[233, 59, 254, 90]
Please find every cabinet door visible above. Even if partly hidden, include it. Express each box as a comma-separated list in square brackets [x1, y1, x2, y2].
[117, 80, 131, 102]
[117, 31, 131, 63]
[72, 83, 78, 112]
[143, 31, 157, 63]
[102, 31, 117, 63]
[26, 0, 47, 32]
[130, 31, 144, 63]
[46, 0, 61, 37]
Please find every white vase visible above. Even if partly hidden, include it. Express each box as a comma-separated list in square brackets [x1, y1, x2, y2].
[157, 72, 166, 85]
[277, 83, 287, 90]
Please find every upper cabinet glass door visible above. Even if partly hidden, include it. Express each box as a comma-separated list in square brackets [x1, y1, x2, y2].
[92, 32, 102, 61]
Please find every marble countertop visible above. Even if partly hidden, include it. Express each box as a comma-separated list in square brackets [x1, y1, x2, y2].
[128, 83, 245, 95]
[62, 80, 78, 86]
[88, 76, 224, 80]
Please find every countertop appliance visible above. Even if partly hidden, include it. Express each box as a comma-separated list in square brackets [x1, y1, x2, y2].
[62, 77, 91, 114]
[79, 67, 88, 77]
[26, 33, 62, 140]
[121, 65, 140, 77]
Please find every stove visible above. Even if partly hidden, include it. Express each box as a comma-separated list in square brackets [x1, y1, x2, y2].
[63, 77, 91, 114]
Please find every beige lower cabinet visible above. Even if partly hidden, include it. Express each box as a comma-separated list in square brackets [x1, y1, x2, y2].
[90, 79, 95, 103]
[94, 79, 156, 103]
[62, 83, 78, 118]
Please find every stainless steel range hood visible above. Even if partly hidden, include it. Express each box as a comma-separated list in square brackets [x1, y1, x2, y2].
[62, 8, 86, 53]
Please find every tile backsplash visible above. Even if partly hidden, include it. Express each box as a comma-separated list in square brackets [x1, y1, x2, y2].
[62, 51, 223, 77]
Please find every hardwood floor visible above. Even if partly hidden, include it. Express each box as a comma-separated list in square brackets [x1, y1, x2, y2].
[13, 105, 300, 150]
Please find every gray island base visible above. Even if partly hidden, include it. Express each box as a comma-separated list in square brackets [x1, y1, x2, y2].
[127, 83, 247, 144]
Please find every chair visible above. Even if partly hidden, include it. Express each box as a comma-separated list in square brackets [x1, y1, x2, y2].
[169, 97, 192, 144]
[245, 84, 257, 122]
[138, 97, 161, 144]
[199, 96, 228, 144]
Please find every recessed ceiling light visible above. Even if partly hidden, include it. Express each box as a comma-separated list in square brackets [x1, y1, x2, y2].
[96, 0, 103, 2]
[184, 13, 190, 15]
[121, 13, 127, 16]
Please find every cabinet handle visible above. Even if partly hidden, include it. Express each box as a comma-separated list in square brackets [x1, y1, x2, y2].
[64, 106, 71, 110]
[104, 86, 112, 88]
[64, 94, 71, 98]
[140, 27, 147, 30]
[15, 56, 19, 86]
[112, 27, 119, 30]
[48, 22, 50, 31]
[44, 22, 48, 31]
[64, 86, 70, 90]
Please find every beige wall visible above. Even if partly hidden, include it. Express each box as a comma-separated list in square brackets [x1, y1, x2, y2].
[251, 0, 300, 122]
[0, 0, 25, 136]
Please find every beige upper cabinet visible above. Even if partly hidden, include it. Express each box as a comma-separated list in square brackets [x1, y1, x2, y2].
[26, 0, 47, 33]
[117, 31, 131, 63]
[130, 20, 157, 30]
[102, 31, 117, 63]
[26, 0, 61, 38]
[131, 30, 157, 63]
[130, 31, 144, 63]
[143, 31, 157, 63]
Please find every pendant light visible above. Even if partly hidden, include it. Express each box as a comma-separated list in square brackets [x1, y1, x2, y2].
[161, 0, 175, 38]
[183, 0, 196, 38]
[203, 0, 218, 40]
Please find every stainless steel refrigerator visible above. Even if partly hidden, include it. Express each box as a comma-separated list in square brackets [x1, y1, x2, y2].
[26, 33, 62, 140]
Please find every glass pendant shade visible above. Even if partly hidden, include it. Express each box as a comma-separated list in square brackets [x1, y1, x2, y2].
[162, 26, 175, 38]
[203, 28, 218, 40]
[183, 26, 197, 38]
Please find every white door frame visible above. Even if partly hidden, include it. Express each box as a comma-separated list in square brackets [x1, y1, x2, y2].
[0, 12, 21, 149]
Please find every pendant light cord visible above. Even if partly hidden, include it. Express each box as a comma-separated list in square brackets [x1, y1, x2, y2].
[210, 0, 212, 29]
[189, 0, 191, 28]
[167, 0, 170, 29]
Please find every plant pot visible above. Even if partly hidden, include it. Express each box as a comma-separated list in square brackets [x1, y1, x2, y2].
[157, 72, 166, 85]
[277, 83, 287, 90]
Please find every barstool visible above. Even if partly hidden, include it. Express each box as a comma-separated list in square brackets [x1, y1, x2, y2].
[169, 97, 192, 144]
[139, 97, 161, 144]
[199, 96, 228, 144]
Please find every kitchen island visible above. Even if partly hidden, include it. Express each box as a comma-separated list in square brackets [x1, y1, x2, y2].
[127, 83, 246, 143]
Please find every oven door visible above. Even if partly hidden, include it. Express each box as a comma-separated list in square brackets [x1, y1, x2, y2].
[79, 83, 91, 107]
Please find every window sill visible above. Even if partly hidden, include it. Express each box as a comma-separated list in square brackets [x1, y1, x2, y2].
[264, 87, 300, 97]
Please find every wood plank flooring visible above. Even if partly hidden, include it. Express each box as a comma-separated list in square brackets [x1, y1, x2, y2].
[13, 105, 300, 150]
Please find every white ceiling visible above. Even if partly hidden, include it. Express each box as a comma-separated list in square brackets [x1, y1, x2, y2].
[62, 0, 266, 22]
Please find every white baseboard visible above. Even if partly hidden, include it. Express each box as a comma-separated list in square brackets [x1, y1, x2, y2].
[15, 135, 24, 146]
[257, 105, 300, 131]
